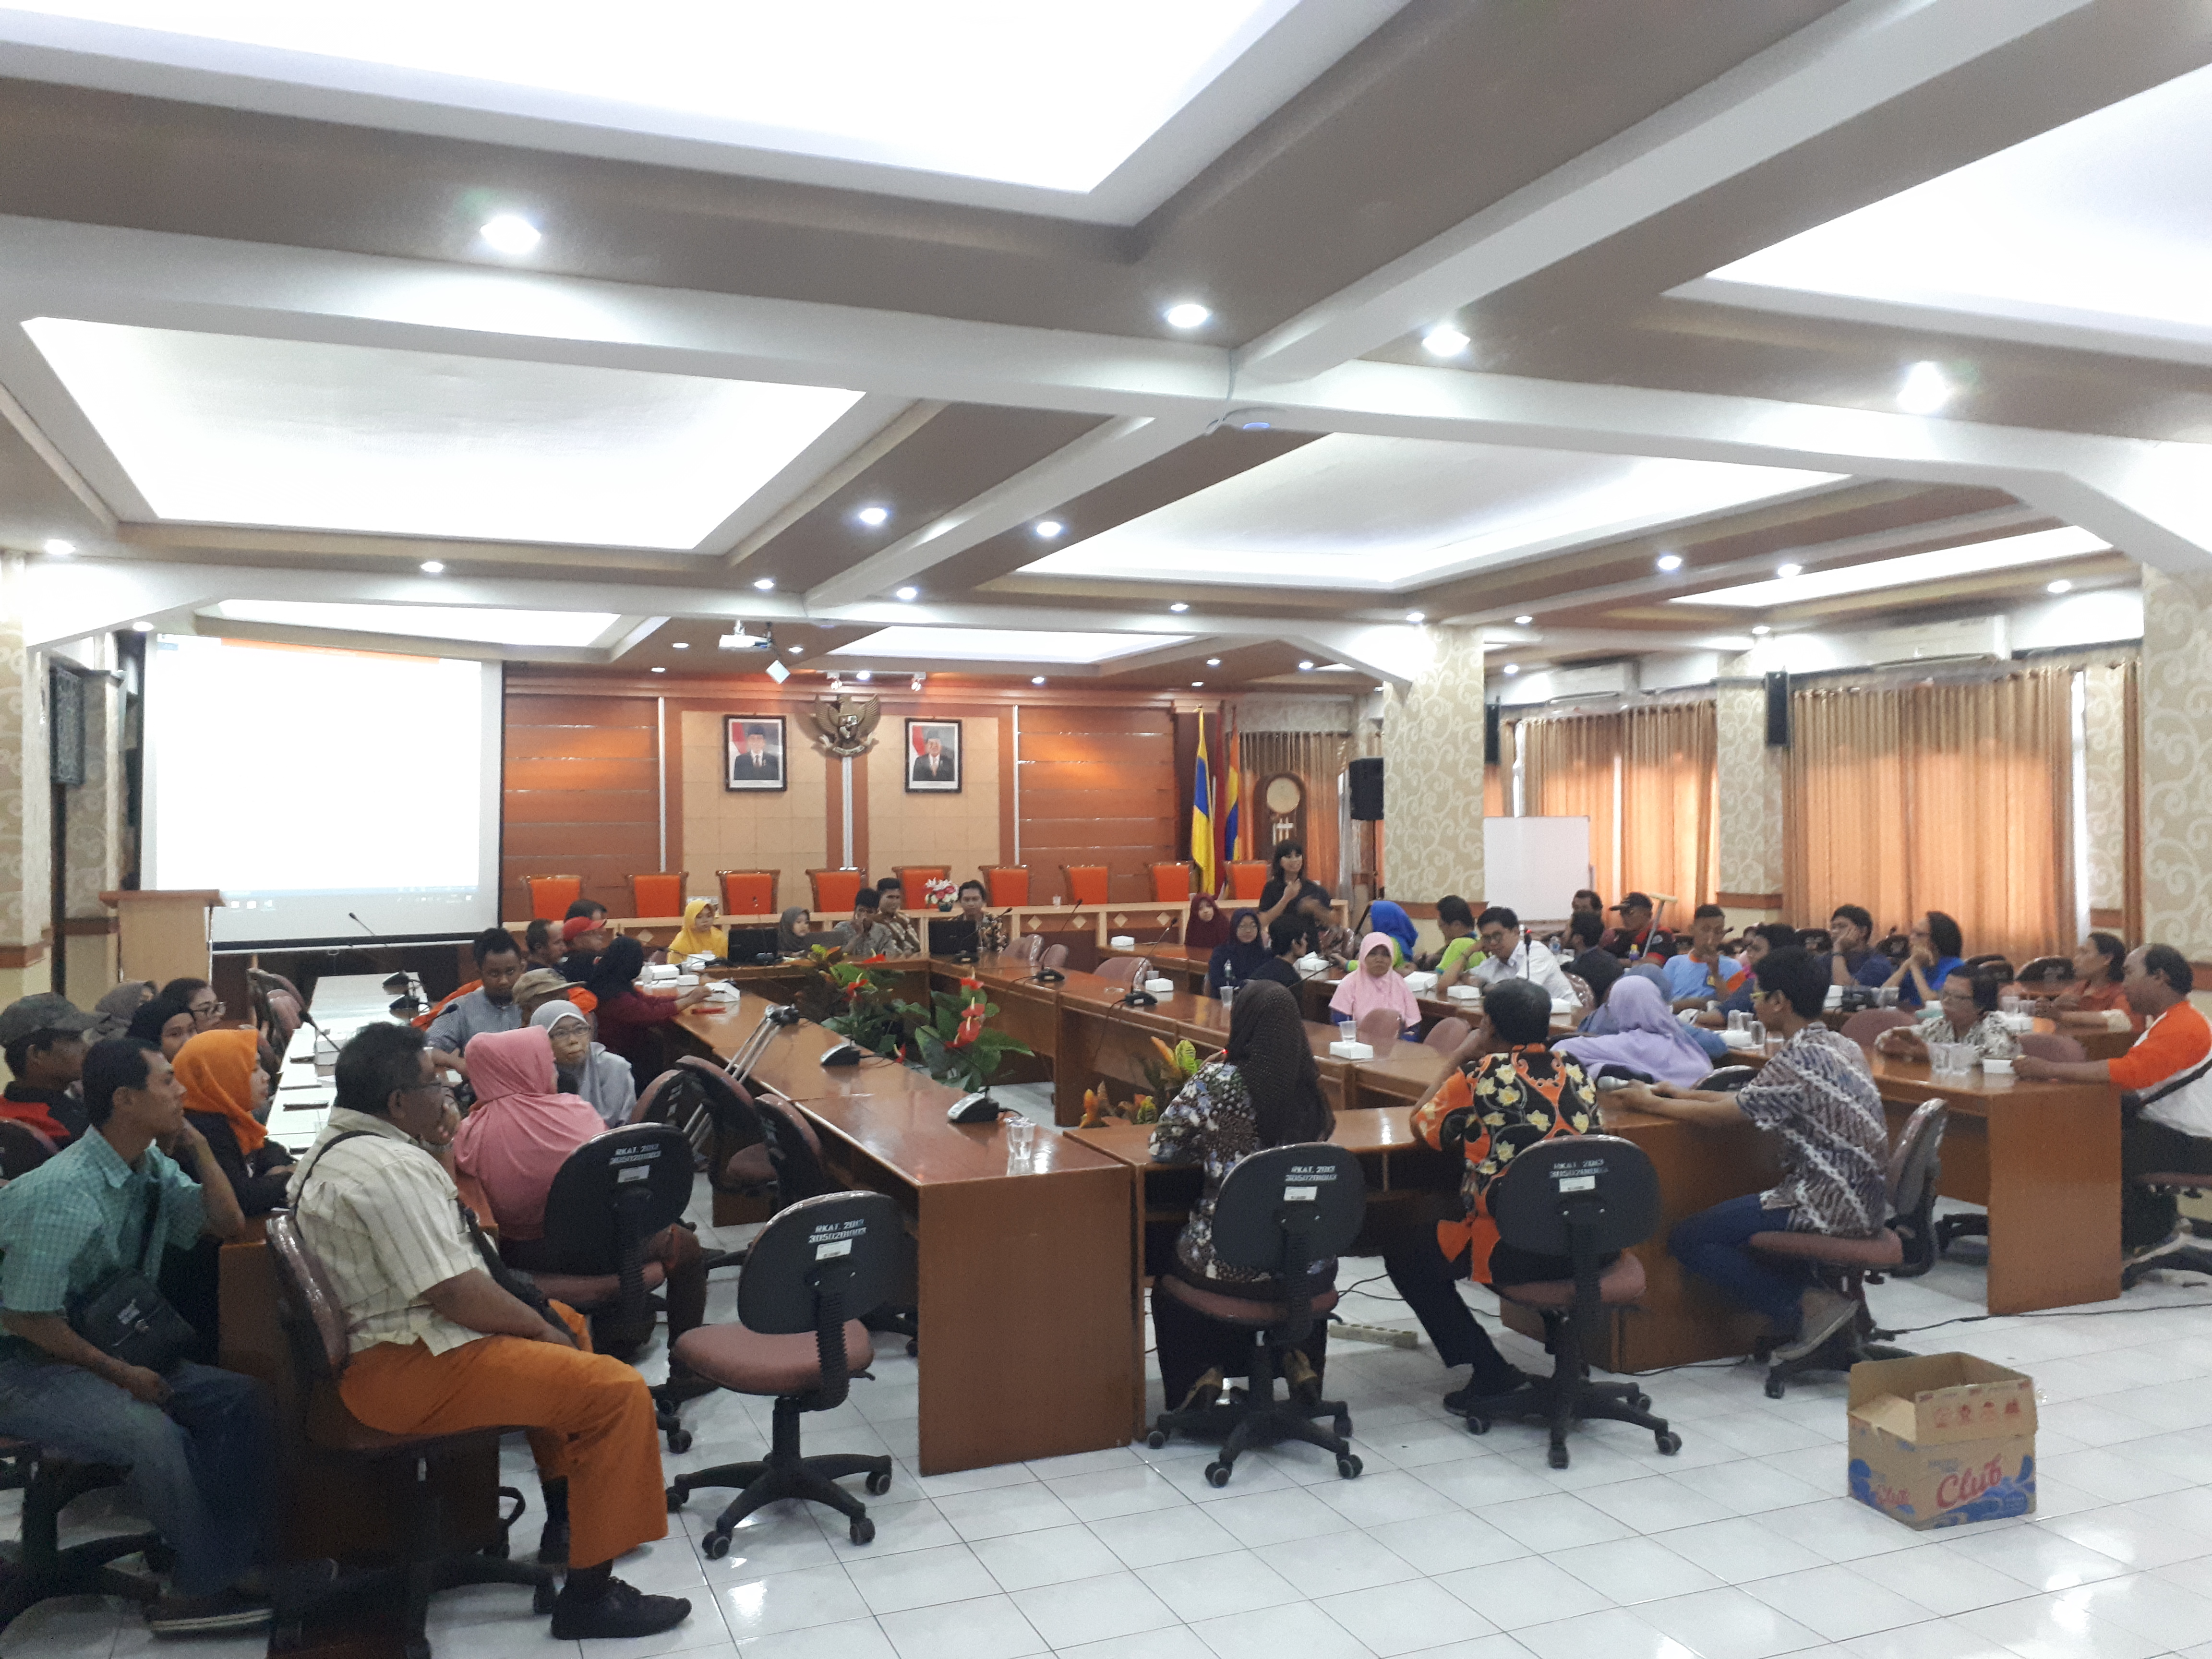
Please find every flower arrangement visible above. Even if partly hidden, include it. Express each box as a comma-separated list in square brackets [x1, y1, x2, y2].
[1079, 1087, 1159, 1128]
[924, 877, 959, 911]
[799, 943, 912, 1058]
[894, 974, 1034, 1094]
[1141, 1035, 1205, 1107]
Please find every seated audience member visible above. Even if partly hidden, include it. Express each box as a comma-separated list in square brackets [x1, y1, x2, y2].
[585, 937, 709, 1071]
[1207, 909, 1269, 998]
[1557, 975, 1715, 1085]
[426, 928, 527, 1074]
[1256, 842, 1327, 931]
[1877, 968, 2020, 1061]
[1620, 948, 1888, 1362]
[2041, 931, 2143, 1034]
[1798, 928, 1834, 954]
[1383, 977, 1599, 1405]
[777, 906, 819, 956]
[289, 1024, 687, 1636]
[1555, 907, 1606, 960]
[1148, 981, 1336, 1410]
[0, 994, 94, 1145]
[1469, 906, 1575, 1000]
[174, 1029, 295, 1215]
[1183, 893, 1230, 951]
[1602, 892, 1676, 961]
[523, 919, 566, 973]
[2013, 944, 2211, 1262]
[0, 1036, 272, 1634]
[531, 1001, 636, 1128]
[454, 1029, 703, 1355]
[1567, 947, 1624, 1022]
[870, 882, 922, 956]
[1425, 896, 1482, 990]
[667, 899, 729, 963]
[1824, 905, 1877, 985]
[1662, 905, 1745, 1009]
[158, 979, 224, 1035]
[1858, 909, 1962, 1008]
[1365, 901, 1421, 967]
[843, 887, 887, 955]
[1571, 889, 1604, 925]
[1329, 934, 1422, 1036]
[90, 981, 155, 1042]
[1245, 915, 1310, 991]
[513, 968, 576, 1021]
[1697, 924, 1800, 1023]
[956, 880, 1011, 956]
[558, 915, 610, 985]
[565, 899, 610, 926]
[128, 995, 199, 1063]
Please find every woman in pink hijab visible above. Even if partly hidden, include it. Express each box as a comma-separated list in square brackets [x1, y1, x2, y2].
[450, 1026, 605, 1242]
[1328, 933, 1423, 1036]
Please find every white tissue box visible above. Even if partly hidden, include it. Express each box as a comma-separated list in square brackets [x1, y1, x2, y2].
[1720, 1029, 1755, 1049]
[1825, 986, 1845, 1008]
[1328, 1040, 1375, 1060]
[1403, 972, 1438, 995]
[1109, 935, 1135, 950]
[1551, 998, 1577, 1015]
[1143, 977, 1176, 995]
[1298, 955, 1329, 972]
[642, 965, 679, 984]
[1447, 985, 1482, 1001]
[1997, 1012, 2034, 1034]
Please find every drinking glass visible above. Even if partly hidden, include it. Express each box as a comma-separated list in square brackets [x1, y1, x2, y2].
[1727, 1010, 1749, 1033]
[1005, 1118, 1038, 1171]
[1747, 1020, 1766, 1051]
[1219, 985, 1235, 1014]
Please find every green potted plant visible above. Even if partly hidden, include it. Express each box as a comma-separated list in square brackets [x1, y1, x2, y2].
[895, 974, 1034, 1095]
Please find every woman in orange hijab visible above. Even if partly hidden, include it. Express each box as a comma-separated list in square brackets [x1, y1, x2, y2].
[172, 1028, 295, 1216]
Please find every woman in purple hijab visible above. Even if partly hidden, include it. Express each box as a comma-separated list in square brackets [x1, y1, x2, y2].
[1555, 974, 1713, 1086]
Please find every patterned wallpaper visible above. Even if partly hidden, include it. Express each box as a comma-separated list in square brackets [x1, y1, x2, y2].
[1715, 679, 1784, 900]
[0, 556, 53, 997]
[1380, 627, 1484, 900]
[2141, 569, 2212, 962]
[1233, 695, 1356, 734]
[2082, 661, 2130, 916]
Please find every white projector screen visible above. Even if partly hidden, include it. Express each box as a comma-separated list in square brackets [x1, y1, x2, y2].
[1482, 816, 1593, 922]
[145, 635, 502, 946]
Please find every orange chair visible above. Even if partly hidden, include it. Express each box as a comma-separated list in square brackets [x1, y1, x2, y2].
[1226, 862, 1268, 901]
[628, 872, 687, 917]
[892, 866, 951, 910]
[718, 870, 781, 917]
[1149, 863, 1196, 903]
[523, 875, 582, 922]
[980, 866, 1031, 907]
[807, 869, 867, 913]
[1060, 865, 1110, 906]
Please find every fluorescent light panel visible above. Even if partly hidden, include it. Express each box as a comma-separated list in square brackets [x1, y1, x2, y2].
[23, 318, 861, 548]
[208, 600, 618, 648]
[1671, 526, 2110, 608]
[1021, 434, 1842, 590]
[829, 626, 1190, 665]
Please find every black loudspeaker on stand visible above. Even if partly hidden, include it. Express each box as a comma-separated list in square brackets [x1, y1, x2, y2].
[1764, 671, 1791, 748]
[1347, 757, 1384, 821]
[1483, 702, 1502, 767]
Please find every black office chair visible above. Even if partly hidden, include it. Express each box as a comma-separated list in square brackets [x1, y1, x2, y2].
[0, 1443, 163, 1634]
[526, 1125, 693, 1359]
[1451, 1137, 1681, 1468]
[1145, 1143, 1368, 1487]
[665, 1192, 900, 1550]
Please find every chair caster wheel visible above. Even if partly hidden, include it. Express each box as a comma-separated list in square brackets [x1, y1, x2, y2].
[849, 1517, 875, 1545]
[665, 1486, 685, 1513]
[1655, 1431, 1682, 1455]
[532, 1578, 556, 1615]
[1548, 1443, 1570, 1469]
[666, 1429, 692, 1454]
[1146, 1430, 1168, 1449]
[1336, 1454, 1362, 1479]
[1464, 1416, 1490, 1435]
[702, 1531, 731, 1560]
[1204, 1462, 1231, 1488]
[1764, 1377, 1786, 1400]
[1631, 1393, 1651, 1411]
[866, 1469, 893, 1496]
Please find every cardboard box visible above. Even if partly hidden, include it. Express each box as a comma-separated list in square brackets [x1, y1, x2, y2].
[1847, 1354, 2036, 1529]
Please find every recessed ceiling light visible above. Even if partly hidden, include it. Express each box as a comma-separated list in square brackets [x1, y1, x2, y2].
[788, 645, 805, 655]
[1405, 611, 1425, 624]
[1163, 301, 1211, 329]
[1675, 525, 2108, 607]
[752, 577, 775, 591]
[1502, 663, 1520, 676]
[2047, 578, 2074, 594]
[1513, 614, 1533, 625]
[1776, 563, 1803, 579]
[41, 539, 73, 556]
[419, 560, 445, 574]
[1421, 324, 1470, 358]
[478, 214, 541, 255]
[855, 670, 872, 682]
[671, 641, 689, 649]
[855, 505, 890, 528]
[1751, 625, 1773, 636]
[1191, 681, 1204, 687]
[649, 665, 665, 673]
[1031, 675, 1046, 685]
[1898, 361, 1953, 415]
[1168, 601, 1189, 613]
[1034, 520, 1064, 539]
[1205, 657, 1221, 667]
[894, 585, 918, 601]
[1298, 660, 1314, 671]
[1655, 554, 1683, 573]
[131, 620, 153, 632]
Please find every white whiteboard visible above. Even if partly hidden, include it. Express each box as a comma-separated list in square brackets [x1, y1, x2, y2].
[1483, 817, 1591, 921]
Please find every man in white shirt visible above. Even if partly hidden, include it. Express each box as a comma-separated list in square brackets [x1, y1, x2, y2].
[1470, 906, 1575, 1001]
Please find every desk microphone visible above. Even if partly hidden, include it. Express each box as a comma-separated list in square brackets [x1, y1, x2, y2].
[348, 913, 424, 1014]
[1029, 968, 1065, 984]
[1119, 989, 1159, 1009]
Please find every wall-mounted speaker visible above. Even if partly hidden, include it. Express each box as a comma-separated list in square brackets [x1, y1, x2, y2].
[1765, 670, 1791, 748]
[1347, 756, 1384, 821]
[1483, 701, 1502, 767]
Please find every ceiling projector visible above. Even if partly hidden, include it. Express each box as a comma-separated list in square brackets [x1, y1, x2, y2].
[718, 630, 771, 651]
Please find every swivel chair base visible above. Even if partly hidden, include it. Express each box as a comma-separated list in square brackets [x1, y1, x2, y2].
[667, 1398, 892, 1549]
[1453, 1309, 1679, 1469]
[0, 1456, 162, 1635]
[1754, 1298, 1914, 1399]
[1147, 1340, 1362, 1488]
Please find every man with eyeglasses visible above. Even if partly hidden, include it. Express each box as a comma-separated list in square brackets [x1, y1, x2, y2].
[287, 1024, 686, 1640]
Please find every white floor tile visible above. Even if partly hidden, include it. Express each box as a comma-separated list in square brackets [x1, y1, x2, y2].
[1316, 1577, 1496, 1656]
[968, 1522, 1127, 1593]
[1364, 1511, 1532, 1574]
[1189, 1598, 1374, 1659]
[1574, 1473, 1737, 1534]
[714, 1564, 872, 1641]
[1139, 1549, 1303, 1621]
[1042, 1464, 1190, 1521]
[1738, 1562, 1936, 1640]
[1513, 1607, 1683, 1659]
[1009, 1570, 1182, 1649]
[842, 1542, 1001, 1615]
[1636, 1586, 1827, 1659]
[1262, 1527, 1423, 1597]
[876, 1594, 1045, 1659]
[1433, 1555, 1614, 1630]
[1200, 1485, 1359, 1547]
[1086, 1504, 1244, 1570]
[931, 1483, 1082, 1542]
[1551, 1535, 1725, 1604]
[1650, 1515, 1829, 1584]
[732, 1617, 896, 1659]
[1954, 1587, 2166, 1659]
[1479, 1490, 1633, 1551]
[1054, 1628, 1215, 1659]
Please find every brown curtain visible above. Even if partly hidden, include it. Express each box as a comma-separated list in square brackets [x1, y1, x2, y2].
[1786, 669, 2073, 964]
[1521, 713, 1622, 900]
[1622, 703, 1719, 914]
[1238, 730, 1349, 897]
[2123, 659, 2143, 941]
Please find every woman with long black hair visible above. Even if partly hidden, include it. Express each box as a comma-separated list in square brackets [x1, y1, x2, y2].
[1255, 841, 1328, 934]
[1148, 980, 1337, 1408]
[582, 936, 709, 1074]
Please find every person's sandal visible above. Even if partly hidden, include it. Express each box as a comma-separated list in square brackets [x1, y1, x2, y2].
[1283, 1350, 1323, 1405]
[1175, 1367, 1225, 1413]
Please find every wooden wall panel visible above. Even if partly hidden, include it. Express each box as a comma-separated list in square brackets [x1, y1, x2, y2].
[1018, 702, 1174, 902]
[503, 692, 661, 916]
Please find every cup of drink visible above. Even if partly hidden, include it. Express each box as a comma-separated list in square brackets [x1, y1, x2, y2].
[1005, 1117, 1038, 1171]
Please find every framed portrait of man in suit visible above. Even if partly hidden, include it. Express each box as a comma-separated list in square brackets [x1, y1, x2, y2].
[905, 719, 961, 793]
[724, 716, 787, 792]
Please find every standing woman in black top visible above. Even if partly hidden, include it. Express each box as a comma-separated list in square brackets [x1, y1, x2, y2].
[1256, 842, 1327, 935]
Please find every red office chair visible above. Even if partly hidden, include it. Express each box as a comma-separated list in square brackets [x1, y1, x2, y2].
[1060, 865, 1110, 906]
[1423, 1016, 1470, 1054]
[1095, 956, 1151, 988]
[628, 873, 687, 917]
[523, 875, 583, 922]
[980, 866, 1032, 906]
[1225, 862, 1267, 901]
[1149, 863, 1196, 903]
[717, 871, 780, 917]
[1840, 1009, 1915, 1054]
[1354, 1009, 1403, 1052]
[806, 869, 865, 913]
[1038, 943, 1070, 972]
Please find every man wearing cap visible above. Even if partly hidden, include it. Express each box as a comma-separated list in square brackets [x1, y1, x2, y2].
[0, 993, 95, 1146]
[558, 916, 610, 986]
[1603, 892, 1676, 962]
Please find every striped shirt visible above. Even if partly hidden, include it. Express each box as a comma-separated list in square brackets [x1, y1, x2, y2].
[1736, 1025, 1889, 1236]
[286, 1108, 484, 1357]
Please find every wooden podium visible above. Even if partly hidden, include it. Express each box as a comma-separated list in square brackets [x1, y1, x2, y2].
[98, 889, 223, 988]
